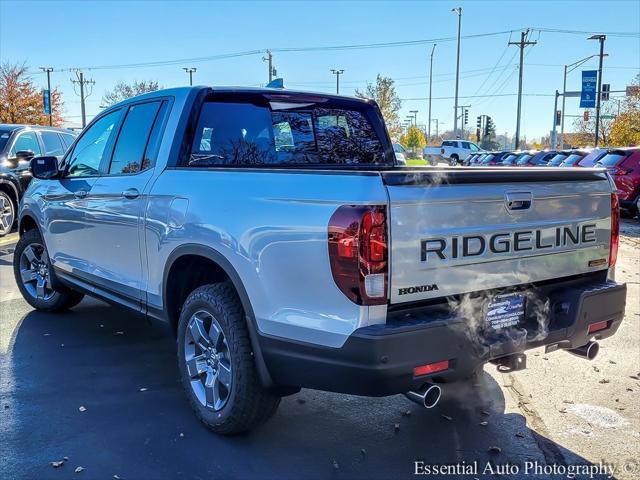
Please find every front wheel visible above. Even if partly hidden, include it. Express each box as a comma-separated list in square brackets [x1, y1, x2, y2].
[13, 229, 84, 312]
[177, 283, 280, 435]
[449, 155, 459, 166]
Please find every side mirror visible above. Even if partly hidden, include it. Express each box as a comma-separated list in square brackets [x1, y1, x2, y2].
[16, 150, 35, 160]
[30, 156, 60, 180]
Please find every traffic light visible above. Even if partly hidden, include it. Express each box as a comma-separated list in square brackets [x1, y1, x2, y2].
[555, 110, 561, 126]
[464, 109, 469, 125]
[601, 84, 610, 101]
[584, 110, 590, 121]
[485, 116, 494, 138]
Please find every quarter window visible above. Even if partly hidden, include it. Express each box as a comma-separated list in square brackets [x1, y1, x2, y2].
[66, 110, 120, 177]
[10, 132, 41, 157]
[109, 101, 161, 174]
[40, 131, 66, 156]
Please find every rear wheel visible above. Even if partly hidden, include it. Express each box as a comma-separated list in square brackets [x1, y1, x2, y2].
[0, 191, 15, 237]
[13, 229, 84, 312]
[177, 283, 280, 435]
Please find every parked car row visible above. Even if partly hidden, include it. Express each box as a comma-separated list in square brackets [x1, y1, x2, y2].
[464, 147, 640, 218]
[0, 124, 77, 236]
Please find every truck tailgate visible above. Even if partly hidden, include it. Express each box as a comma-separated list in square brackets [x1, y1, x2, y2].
[382, 169, 613, 304]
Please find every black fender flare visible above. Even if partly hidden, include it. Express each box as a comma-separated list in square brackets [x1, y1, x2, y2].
[162, 243, 276, 389]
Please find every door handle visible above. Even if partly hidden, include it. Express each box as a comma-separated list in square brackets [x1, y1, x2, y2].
[122, 188, 140, 199]
[74, 190, 88, 199]
[505, 191, 533, 211]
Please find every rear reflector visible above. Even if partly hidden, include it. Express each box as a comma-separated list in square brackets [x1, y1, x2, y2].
[588, 320, 609, 334]
[414, 360, 450, 377]
[610, 193, 620, 267]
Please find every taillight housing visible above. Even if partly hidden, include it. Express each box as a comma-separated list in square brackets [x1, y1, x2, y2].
[610, 193, 620, 267]
[328, 205, 388, 305]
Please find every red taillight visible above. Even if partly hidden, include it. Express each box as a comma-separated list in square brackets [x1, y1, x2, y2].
[609, 166, 632, 176]
[328, 205, 388, 305]
[414, 360, 450, 377]
[610, 193, 620, 267]
[588, 320, 609, 334]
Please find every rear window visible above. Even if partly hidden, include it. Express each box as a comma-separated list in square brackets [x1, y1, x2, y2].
[482, 155, 495, 164]
[548, 154, 567, 166]
[579, 149, 605, 167]
[597, 153, 626, 167]
[515, 154, 532, 164]
[560, 154, 582, 165]
[189, 99, 386, 167]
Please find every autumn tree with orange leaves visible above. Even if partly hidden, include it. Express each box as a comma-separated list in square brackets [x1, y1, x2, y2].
[0, 63, 64, 126]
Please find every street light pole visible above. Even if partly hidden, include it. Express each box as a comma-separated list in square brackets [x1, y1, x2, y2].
[409, 110, 418, 128]
[427, 43, 436, 143]
[559, 53, 606, 149]
[589, 34, 606, 146]
[509, 29, 537, 150]
[330, 69, 344, 94]
[183, 67, 197, 86]
[40, 67, 54, 126]
[451, 7, 462, 138]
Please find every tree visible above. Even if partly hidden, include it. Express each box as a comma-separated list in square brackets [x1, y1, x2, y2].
[571, 102, 615, 146]
[609, 111, 640, 146]
[355, 75, 402, 140]
[608, 74, 640, 146]
[102, 80, 161, 106]
[0, 62, 64, 126]
[399, 126, 426, 158]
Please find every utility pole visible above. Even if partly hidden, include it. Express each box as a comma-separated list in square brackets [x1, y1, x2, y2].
[427, 43, 436, 143]
[431, 119, 440, 139]
[509, 29, 536, 149]
[263, 50, 274, 83]
[40, 67, 54, 126]
[588, 34, 606, 146]
[71, 70, 95, 128]
[183, 67, 197, 86]
[451, 7, 462, 138]
[552, 89, 560, 149]
[330, 69, 344, 95]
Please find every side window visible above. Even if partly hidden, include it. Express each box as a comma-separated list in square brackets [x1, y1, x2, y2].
[67, 110, 120, 177]
[109, 101, 161, 174]
[461, 141, 470, 149]
[40, 131, 66, 156]
[10, 132, 42, 157]
[442, 141, 453, 147]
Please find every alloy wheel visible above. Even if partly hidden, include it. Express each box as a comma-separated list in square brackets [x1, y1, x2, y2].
[0, 194, 14, 236]
[184, 310, 233, 411]
[19, 242, 55, 300]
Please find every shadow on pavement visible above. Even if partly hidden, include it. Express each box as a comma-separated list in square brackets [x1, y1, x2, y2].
[0, 299, 616, 479]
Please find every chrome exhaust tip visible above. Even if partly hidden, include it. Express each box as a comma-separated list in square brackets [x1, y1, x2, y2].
[405, 384, 442, 409]
[567, 341, 599, 361]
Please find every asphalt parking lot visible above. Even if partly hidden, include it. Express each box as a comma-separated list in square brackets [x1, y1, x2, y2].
[0, 221, 638, 480]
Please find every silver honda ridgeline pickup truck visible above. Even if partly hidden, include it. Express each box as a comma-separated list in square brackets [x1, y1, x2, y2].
[14, 87, 626, 435]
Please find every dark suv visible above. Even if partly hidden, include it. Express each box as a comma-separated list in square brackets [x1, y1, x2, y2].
[0, 125, 77, 236]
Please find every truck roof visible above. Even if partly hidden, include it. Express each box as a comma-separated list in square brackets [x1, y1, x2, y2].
[108, 86, 373, 109]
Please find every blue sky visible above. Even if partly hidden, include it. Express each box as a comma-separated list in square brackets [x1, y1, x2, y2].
[1, 0, 639, 140]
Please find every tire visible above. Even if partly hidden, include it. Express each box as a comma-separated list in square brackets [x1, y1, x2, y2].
[177, 283, 280, 435]
[0, 190, 16, 237]
[13, 229, 84, 312]
[449, 155, 459, 166]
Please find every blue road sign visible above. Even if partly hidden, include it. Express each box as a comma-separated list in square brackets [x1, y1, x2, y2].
[579, 70, 597, 108]
[43, 89, 51, 115]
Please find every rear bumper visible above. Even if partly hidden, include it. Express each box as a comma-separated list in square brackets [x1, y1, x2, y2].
[260, 277, 626, 396]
